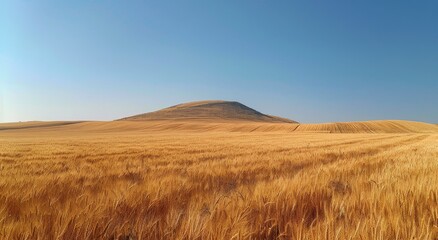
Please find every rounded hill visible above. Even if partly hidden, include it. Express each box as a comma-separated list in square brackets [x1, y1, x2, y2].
[119, 100, 297, 123]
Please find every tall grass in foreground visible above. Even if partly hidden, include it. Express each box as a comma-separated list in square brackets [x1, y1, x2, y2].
[0, 131, 437, 239]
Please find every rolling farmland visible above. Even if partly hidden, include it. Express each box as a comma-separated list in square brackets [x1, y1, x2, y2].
[1, 122, 437, 239]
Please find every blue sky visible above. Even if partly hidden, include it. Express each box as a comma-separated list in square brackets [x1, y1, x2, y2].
[1, 1, 437, 123]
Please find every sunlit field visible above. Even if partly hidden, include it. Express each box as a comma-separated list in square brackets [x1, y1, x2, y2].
[1, 128, 437, 239]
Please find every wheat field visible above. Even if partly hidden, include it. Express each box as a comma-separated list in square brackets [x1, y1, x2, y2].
[1, 126, 438, 239]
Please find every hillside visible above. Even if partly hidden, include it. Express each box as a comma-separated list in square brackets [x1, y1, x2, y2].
[294, 120, 438, 133]
[119, 100, 297, 123]
[1, 120, 437, 134]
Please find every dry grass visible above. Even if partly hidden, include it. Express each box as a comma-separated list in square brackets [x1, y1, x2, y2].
[0, 126, 438, 239]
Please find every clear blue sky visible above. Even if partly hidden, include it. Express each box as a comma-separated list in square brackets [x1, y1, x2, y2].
[1, 1, 437, 123]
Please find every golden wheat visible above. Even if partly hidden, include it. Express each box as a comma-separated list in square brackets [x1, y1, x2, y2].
[0, 128, 437, 239]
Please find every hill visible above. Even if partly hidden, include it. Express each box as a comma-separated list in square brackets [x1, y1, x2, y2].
[119, 100, 297, 123]
[0, 121, 81, 131]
